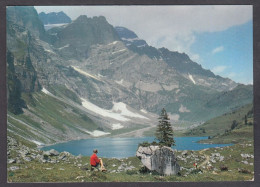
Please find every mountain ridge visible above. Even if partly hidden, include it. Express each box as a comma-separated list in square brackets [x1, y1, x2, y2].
[38, 11, 72, 25]
[6, 6, 253, 145]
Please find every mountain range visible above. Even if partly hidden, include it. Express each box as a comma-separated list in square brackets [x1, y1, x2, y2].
[6, 6, 253, 145]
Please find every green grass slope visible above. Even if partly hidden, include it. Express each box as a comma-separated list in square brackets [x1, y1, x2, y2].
[184, 103, 253, 139]
[7, 88, 100, 145]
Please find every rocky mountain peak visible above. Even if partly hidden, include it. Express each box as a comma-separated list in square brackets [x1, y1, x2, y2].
[115, 26, 148, 48]
[74, 15, 88, 22]
[38, 11, 72, 25]
[48, 14, 120, 60]
[7, 6, 47, 41]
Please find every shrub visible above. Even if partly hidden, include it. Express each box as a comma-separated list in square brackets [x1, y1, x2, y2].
[139, 166, 150, 174]
[190, 168, 203, 174]
[248, 122, 253, 126]
[126, 170, 139, 175]
[231, 120, 238, 130]
[238, 168, 251, 174]
[220, 166, 228, 171]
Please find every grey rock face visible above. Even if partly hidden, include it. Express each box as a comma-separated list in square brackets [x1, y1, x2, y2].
[136, 146, 180, 175]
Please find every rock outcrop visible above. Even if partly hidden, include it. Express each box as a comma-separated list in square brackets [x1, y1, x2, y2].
[136, 145, 180, 175]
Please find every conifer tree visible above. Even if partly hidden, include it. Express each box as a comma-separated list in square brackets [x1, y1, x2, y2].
[245, 115, 248, 125]
[155, 108, 175, 147]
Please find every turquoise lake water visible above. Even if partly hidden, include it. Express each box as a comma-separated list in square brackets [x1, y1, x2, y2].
[41, 136, 233, 158]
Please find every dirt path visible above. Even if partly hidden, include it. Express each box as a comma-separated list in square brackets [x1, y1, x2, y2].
[198, 149, 210, 168]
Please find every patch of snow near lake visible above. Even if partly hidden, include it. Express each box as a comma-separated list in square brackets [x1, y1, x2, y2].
[112, 49, 126, 54]
[71, 66, 100, 81]
[81, 98, 148, 121]
[81, 98, 129, 121]
[42, 87, 53, 96]
[85, 130, 110, 137]
[112, 102, 148, 119]
[32, 140, 44, 146]
[188, 74, 196, 84]
[140, 109, 148, 114]
[168, 113, 180, 121]
[112, 123, 124, 130]
[179, 104, 190, 113]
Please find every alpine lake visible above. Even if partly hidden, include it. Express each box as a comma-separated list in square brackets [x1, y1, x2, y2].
[41, 136, 233, 158]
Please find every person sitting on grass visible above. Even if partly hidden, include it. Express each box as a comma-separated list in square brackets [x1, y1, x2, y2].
[90, 149, 106, 171]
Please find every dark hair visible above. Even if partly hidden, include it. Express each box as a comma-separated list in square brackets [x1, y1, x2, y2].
[93, 149, 98, 153]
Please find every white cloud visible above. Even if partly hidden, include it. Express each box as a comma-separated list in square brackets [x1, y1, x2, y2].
[212, 66, 227, 74]
[212, 46, 224, 54]
[34, 5, 252, 60]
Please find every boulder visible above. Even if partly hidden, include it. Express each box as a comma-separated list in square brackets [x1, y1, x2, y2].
[43, 149, 59, 156]
[182, 150, 188, 156]
[9, 166, 19, 171]
[136, 145, 180, 175]
[19, 150, 30, 157]
[23, 157, 32, 162]
[8, 159, 16, 164]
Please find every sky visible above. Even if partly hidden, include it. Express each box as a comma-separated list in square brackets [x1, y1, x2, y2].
[34, 5, 253, 84]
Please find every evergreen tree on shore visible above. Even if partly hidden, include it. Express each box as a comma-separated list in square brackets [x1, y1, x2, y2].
[155, 108, 175, 147]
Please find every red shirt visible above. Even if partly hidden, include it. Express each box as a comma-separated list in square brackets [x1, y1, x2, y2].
[90, 153, 100, 166]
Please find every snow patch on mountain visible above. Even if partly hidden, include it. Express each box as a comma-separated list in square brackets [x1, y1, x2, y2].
[58, 44, 70, 50]
[41, 87, 53, 96]
[112, 49, 126, 54]
[111, 123, 124, 130]
[115, 79, 124, 85]
[71, 66, 101, 81]
[140, 109, 148, 114]
[44, 23, 68, 30]
[108, 41, 119, 45]
[44, 48, 55, 54]
[121, 37, 140, 42]
[168, 113, 180, 121]
[85, 130, 110, 137]
[112, 102, 148, 119]
[137, 44, 147, 48]
[81, 98, 129, 121]
[31, 140, 44, 146]
[188, 74, 196, 84]
[179, 104, 190, 113]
